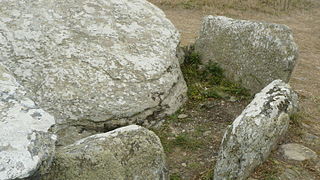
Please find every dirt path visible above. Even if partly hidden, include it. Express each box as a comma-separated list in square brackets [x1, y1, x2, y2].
[153, 3, 320, 179]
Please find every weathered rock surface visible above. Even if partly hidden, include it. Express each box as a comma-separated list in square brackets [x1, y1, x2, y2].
[280, 143, 318, 161]
[0, 0, 187, 132]
[0, 64, 56, 180]
[214, 80, 298, 180]
[44, 125, 168, 180]
[195, 16, 298, 94]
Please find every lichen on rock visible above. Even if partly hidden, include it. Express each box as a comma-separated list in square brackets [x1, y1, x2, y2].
[214, 80, 298, 180]
[0, 63, 56, 180]
[195, 15, 298, 94]
[44, 125, 168, 180]
[0, 0, 187, 141]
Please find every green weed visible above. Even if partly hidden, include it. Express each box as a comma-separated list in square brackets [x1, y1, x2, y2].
[181, 47, 250, 102]
[173, 133, 203, 150]
[289, 112, 303, 127]
[170, 173, 182, 180]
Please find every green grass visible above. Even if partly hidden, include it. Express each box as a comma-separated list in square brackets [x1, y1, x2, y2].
[170, 173, 182, 180]
[152, 110, 209, 153]
[153, 127, 205, 153]
[173, 133, 204, 150]
[289, 112, 303, 127]
[199, 169, 214, 180]
[181, 46, 250, 103]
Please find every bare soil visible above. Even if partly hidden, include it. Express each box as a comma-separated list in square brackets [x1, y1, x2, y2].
[150, 1, 320, 179]
[153, 98, 249, 179]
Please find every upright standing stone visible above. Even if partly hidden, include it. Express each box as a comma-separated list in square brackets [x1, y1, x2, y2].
[195, 16, 298, 94]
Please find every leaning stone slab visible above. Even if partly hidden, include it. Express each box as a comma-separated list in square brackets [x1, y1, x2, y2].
[0, 64, 56, 180]
[214, 80, 298, 180]
[44, 125, 168, 180]
[0, 0, 187, 135]
[195, 16, 298, 94]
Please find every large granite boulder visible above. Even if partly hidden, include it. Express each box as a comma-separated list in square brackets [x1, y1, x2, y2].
[0, 0, 187, 132]
[195, 16, 298, 94]
[214, 80, 298, 180]
[44, 125, 168, 180]
[0, 64, 56, 180]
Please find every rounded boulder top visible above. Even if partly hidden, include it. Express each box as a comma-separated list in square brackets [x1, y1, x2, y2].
[0, 0, 187, 126]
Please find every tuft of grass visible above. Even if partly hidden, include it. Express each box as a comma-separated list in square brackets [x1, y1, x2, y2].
[201, 62, 224, 85]
[181, 46, 250, 102]
[170, 173, 182, 180]
[152, 118, 207, 153]
[199, 168, 214, 180]
[166, 111, 192, 123]
[289, 112, 303, 127]
[184, 47, 202, 65]
[219, 81, 250, 97]
[288, 112, 305, 137]
[154, 132, 205, 153]
[167, 113, 179, 121]
[173, 133, 204, 150]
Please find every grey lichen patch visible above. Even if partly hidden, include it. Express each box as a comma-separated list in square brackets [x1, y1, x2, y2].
[214, 80, 298, 180]
[0, 144, 16, 151]
[195, 16, 298, 94]
[27, 130, 56, 175]
[0, 63, 56, 180]
[0, 0, 187, 134]
[44, 125, 168, 180]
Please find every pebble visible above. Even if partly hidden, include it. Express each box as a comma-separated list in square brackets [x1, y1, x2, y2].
[229, 96, 237, 102]
[181, 163, 187, 167]
[280, 143, 317, 161]
[178, 114, 188, 119]
[203, 131, 211, 136]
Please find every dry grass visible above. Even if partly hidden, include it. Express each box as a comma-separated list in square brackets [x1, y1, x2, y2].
[149, 0, 315, 14]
